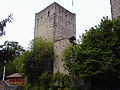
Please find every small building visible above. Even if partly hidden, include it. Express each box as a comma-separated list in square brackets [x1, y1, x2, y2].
[6, 73, 24, 85]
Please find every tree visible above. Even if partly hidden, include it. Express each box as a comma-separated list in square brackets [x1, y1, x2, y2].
[0, 14, 13, 36]
[53, 72, 70, 88]
[63, 17, 120, 89]
[13, 51, 29, 73]
[39, 72, 53, 90]
[0, 41, 25, 79]
[6, 60, 17, 76]
[0, 41, 25, 61]
[16, 37, 54, 89]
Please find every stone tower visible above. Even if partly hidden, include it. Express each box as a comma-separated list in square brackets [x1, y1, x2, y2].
[110, 0, 120, 18]
[34, 2, 76, 74]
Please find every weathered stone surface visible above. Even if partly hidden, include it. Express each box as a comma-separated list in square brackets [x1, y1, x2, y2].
[34, 2, 76, 74]
[110, 0, 120, 18]
[0, 81, 24, 90]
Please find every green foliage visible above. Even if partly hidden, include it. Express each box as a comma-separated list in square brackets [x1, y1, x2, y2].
[6, 60, 17, 76]
[0, 41, 25, 62]
[0, 41, 25, 79]
[53, 72, 70, 88]
[25, 72, 53, 90]
[39, 72, 53, 89]
[18, 37, 54, 89]
[13, 51, 30, 73]
[63, 17, 120, 89]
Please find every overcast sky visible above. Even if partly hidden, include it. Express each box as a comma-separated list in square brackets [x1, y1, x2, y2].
[0, 0, 111, 48]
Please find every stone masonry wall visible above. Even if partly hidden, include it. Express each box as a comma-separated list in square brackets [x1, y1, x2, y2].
[54, 39, 70, 74]
[53, 3, 76, 41]
[110, 0, 120, 18]
[34, 2, 76, 74]
[34, 3, 55, 40]
[53, 3, 76, 74]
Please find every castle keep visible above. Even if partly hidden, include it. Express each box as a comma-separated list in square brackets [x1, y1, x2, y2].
[110, 0, 120, 18]
[34, 2, 76, 74]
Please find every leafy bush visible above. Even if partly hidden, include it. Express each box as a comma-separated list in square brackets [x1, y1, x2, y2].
[16, 37, 54, 89]
[63, 17, 120, 89]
